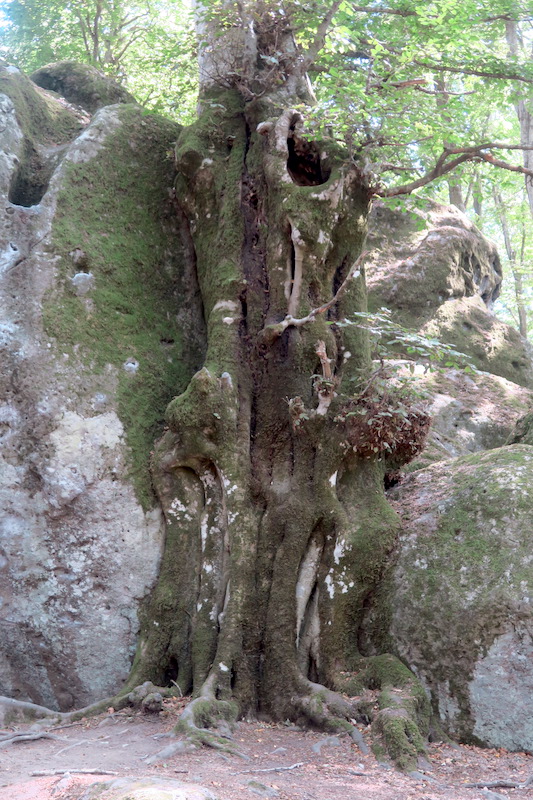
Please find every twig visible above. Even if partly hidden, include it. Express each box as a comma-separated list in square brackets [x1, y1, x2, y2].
[261, 251, 367, 341]
[0, 732, 67, 748]
[54, 740, 87, 756]
[31, 769, 118, 777]
[465, 776, 533, 789]
[232, 761, 305, 775]
[50, 721, 85, 731]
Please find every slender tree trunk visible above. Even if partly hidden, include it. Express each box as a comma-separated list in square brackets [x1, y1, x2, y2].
[493, 188, 528, 337]
[506, 21, 533, 221]
[436, 79, 466, 212]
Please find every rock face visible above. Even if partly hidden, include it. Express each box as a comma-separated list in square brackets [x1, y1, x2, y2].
[403, 366, 533, 471]
[31, 61, 136, 113]
[364, 201, 533, 751]
[366, 200, 533, 388]
[371, 446, 533, 750]
[0, 64, 202, 709]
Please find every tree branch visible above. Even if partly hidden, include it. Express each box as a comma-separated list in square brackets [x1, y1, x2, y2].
[380, 143, 533, 197]
[300, 1, 343, 73]
[348, 42, 533, 85]
[260, 251, 368, 341]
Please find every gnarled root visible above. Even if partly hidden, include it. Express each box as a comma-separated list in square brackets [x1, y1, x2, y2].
[168, 674, 243, 757]
[0, 681, 172, 727]
[286, 679, 369, 754]
[335, 653, 432, 771]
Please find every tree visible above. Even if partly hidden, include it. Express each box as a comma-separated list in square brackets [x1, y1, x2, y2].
[113, 0, 531, 764]
[4, 0, 533, 770]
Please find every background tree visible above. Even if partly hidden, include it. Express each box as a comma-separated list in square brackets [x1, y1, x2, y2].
[1, 0, 198, 118]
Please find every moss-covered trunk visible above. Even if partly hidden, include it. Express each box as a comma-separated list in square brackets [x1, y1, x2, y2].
[126, 87, 407, 726]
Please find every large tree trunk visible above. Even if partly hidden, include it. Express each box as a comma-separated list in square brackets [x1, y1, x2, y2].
[123, 8, 429, 762]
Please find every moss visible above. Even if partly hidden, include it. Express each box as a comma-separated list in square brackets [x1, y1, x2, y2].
[0, 63, 82, 145]
[372, 709, 426, 771]
[31, 60, 136, 113]
[368, 445, 533, 743]
[189, 698, 238, 728]
[43, 105, 200, 508]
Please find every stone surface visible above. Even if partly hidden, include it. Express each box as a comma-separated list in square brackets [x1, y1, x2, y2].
[31, 61, 136, 113]
[366, 199, 502, 327]
[80, 777, 218, 800]
[401, 365, 533, 471]
[506, 410, 533, 446]
[369, 445, 533, 750]
[0, 63, 203, 709]
[366, 199, 533, 388]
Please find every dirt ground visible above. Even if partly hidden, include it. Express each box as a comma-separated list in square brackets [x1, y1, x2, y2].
[0, 699, 531, 800]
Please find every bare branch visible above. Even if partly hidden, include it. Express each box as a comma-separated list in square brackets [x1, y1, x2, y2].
[118, 12, 149, 30]
[260, 251, 368, 341]
[300, 1, 343, 73]
[380, 143, 533, 197]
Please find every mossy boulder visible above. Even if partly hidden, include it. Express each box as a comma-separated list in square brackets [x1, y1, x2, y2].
[366, 199, 533, 388]
[400, 365, 533, 472]
[0, 68, 204, 709]
[31, 60, 136, 113]
[366, 199, 502, 329]
[364, 445, 533, 751]
[421, 295, 533, 388]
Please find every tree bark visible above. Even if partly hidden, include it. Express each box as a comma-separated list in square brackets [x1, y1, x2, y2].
[123, 7, 430, 765]
[493, 188, 528, 338]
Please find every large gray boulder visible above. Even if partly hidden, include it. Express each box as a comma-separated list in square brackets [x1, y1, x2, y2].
[366, 199, 533, 388]
[366, 445, 533, 751]
[0, 64, 202, 709]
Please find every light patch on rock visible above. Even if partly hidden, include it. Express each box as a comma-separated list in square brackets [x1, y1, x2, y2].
[0, 94, 24, 196]
[470, 629, 533, 751]
[325, 572, 335, 599]
[213, 300, 238, 312]
[123, 358, 139, 373]
[63, 106, 122, 164]
[70, 271, 94, 295]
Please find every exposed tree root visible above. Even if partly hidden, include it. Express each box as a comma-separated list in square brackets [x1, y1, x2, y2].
[335, 653, 432, 771]
[0, 682, 171, 727]
[292, 680, 370, 755]
[0, 731, 69, 748]
[167, 674, 246, 758]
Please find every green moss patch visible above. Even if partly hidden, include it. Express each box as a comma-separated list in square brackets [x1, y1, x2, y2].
[44, 106, 200, 507]
[1, 63, 82, 145]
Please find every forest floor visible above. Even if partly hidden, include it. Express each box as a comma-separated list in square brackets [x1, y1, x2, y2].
[0, 697, 531, 800]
